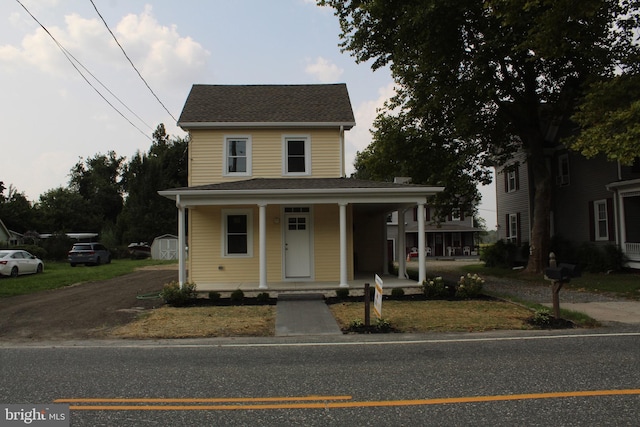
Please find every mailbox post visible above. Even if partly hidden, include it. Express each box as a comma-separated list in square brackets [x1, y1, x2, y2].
[544, 252, 581, 318]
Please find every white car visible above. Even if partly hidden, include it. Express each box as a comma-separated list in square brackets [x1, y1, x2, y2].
[0, 250, 44, 278]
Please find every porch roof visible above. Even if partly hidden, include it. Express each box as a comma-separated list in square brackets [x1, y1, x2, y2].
[159, 178, 444, 207]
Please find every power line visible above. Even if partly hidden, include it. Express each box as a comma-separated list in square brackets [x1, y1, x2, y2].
[15, 0, 152, 141]
[89, 0, 178, 123]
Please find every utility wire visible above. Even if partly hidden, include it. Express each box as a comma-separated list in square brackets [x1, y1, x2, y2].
[15, 0, 152, 141]
[89, 0, 178, 123]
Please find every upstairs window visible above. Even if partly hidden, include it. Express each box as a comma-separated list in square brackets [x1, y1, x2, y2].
[283, 136, 310, 175]
[224, 136, 251, 176]
[504, 165, 520, 193]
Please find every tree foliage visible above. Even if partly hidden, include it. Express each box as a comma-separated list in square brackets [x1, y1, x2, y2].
[570, 73, 640, 164]
[321, 0, 640, 272]
[118, 124, 188, 244]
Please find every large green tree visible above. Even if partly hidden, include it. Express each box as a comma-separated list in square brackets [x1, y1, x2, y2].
[0, 182, 34, 234]
[570, 72, 640, 164]
[36, 187, 100, 233]
[69, 151, 125, 226]
[322, 0, 640, 272]
[118, 124, 188, 244]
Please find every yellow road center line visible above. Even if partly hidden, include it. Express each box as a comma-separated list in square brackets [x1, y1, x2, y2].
[56, 395, 352, 404]
[59, 389, 640, 411]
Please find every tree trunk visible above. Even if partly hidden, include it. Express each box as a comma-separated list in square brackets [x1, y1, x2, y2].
[525, 140, 552, 274]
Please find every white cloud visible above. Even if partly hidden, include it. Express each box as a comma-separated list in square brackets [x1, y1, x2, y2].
[305, 56, 343, 82]
[344, 82, 396, 175]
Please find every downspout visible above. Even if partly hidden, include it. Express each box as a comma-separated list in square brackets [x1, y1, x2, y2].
[340, 125, 345, 177]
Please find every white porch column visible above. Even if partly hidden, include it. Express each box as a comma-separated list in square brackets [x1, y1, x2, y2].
[417, 202, 426, 283]
[339, 202, 349, 287]
[397, 209, 406, 279]
[258, 203, 268, 289]
[177, 196, 186, 288]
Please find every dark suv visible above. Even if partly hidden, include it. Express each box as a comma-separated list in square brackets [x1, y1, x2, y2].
[68, 243, 111, 266]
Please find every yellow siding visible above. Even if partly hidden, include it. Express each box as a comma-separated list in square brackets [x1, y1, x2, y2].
[312, 204, 353, 281]
[188, 128, 343, 185]
[188, 205, 285, 286]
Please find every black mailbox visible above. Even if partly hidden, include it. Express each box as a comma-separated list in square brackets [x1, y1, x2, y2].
[545, 263, 580, 282]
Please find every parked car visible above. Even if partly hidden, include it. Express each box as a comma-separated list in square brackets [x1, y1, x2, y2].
[68, 243, 111, 267]
[0, 250, 44, 278]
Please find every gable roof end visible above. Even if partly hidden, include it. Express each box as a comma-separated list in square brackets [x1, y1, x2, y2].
[178, 84, 356, 129]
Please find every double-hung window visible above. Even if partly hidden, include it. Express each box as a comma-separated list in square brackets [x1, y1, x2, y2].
[507, 213, 519, 244]
[283, 136, 310, 175]
[224, 136, 251, 176]
[594, 200, 609, 241]
[223, 209, 253, 257]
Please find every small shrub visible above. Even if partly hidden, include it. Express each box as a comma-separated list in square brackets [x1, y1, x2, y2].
[208, 291, 221, 302]
[230, 289, 245, 304]
[481, 240, 518, 268]
[455, 273, 484, 299]
[422, 276, 450, 299]
[375, 318, 392, 332]
[335, 288, 350, 299]
[391, 287, 405, 298]
[529, 308, 553, 327]
[349, 319, 365, 329]
[257, 292, 270, 304]
[161, 281, 197, 306]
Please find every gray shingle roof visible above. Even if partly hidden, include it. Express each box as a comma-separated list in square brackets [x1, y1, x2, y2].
[178, 84, 355, 128]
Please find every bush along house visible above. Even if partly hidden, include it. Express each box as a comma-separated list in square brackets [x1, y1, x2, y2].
[160, 84, 444, 291]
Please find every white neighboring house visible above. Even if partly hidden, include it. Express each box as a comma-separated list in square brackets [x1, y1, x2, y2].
[151, 234, 179, 260]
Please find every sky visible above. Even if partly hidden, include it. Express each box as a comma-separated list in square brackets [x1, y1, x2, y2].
[0, 0, 497, 228]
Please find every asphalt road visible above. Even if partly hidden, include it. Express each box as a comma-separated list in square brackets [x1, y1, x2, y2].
[1, 331, 639, 426]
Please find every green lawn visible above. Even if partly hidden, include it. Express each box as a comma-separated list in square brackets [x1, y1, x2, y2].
[460, 264, 640, 300]
[0, 259, 177, 298]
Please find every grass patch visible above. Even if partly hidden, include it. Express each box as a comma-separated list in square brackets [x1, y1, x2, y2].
[460, 263, 640, 300]
[0, 259, 177, 298]
[329, 300, 533, 332]
[110, 305, 275, 338]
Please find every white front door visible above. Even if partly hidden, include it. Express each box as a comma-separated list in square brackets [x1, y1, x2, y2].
[284, 213, 311, 278]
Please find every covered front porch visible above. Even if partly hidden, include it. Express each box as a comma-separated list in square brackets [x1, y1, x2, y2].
[607, 178, 640, 269]
[160, 178, 445, 290]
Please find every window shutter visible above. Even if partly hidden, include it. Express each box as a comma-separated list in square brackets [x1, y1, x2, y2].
[515, 165, 520, 190]
[504, 169, 509, 193]
[413, 207, 417, 222]
[607, 198, 615, 241]
[516, 212, 521, 246]
[505, 214, 509, 240]
[588, 201, 595, 241]
[426, 206, 431, 221]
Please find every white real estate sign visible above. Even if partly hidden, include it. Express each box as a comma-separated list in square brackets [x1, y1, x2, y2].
[374, 274, 383, 319]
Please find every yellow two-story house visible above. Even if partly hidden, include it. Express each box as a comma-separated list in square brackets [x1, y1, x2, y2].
[160, 84, 443, 291]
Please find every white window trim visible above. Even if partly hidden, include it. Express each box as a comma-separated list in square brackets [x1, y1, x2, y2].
[507, 213, 518, 243]
[222, 208, 253, 257]
[594, 200, 609, 241]
[282, 135, 311, 176]
[223, 135, 252, 177]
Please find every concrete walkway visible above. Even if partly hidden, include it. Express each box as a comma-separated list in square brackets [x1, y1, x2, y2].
[542, 302, 640, 324]
[275, 293, 342, 336]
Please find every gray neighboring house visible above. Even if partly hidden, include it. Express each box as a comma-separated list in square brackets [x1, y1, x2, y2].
[496, 137, 640, 269]
[387, 207, 481, 260]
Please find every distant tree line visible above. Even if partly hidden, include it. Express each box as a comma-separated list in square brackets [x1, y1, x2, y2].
[0, 124, 187, 255]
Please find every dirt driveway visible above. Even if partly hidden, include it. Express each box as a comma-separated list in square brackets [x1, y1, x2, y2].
[0, 267, 176, 342]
